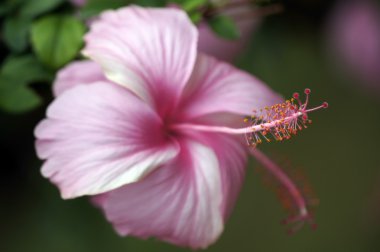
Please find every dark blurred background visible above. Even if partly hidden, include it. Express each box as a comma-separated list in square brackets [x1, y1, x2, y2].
[1, 0, 380, 251]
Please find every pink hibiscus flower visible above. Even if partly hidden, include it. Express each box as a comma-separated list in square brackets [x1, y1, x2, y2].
[198, 0, 283, 62]
[35, 6, 325, 249]
[326, 0, 380, 94]
[198, 0, 260, 62]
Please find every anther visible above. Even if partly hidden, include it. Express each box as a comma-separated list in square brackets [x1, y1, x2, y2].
[304, 88, 311, 94]
[322, 102, 329, 108]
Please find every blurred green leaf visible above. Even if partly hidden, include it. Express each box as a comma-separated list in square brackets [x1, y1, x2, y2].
[3, 16, 31, 53]
[0, 76, 42, 113]
[80, 0, 131, 18]
[0, 0, 24, 17]
[181, 0, 207, 12]
[31, 15, 86, 69]
[134, 0, 166, 7]
[1, 55, 53, 83]
[0, 55, 51, 113]
[19, 0, 64, 18]
[190, 12, 202, 23]
[208, 15, 240, 40]
[0, 3, 11, 17]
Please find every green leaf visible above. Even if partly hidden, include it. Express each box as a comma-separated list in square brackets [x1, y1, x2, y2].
[80, 0, 131, 18]
[19, 0, 64, 18]
[3, 16, 31, 53]
[0, 3, 12, 17]
[134, 0, 166, 7]
[190, 12, 202, 24]
[1, 55, 53, 83]
[0, 55, 51, 114]
[0, 76, 41, 113]
[208, 15, 240, 40]
[0, 0, 24, 17]
[181, 0, 207, 12]
[31, 15, 86, 69]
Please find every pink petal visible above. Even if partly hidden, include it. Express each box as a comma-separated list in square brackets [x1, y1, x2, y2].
[180, 53, 282, 119]
[53, 60, 107, 96]
[193, 132, 247, 219]
[82, 6, 197, 108]
[35, 82, 179, 199]
[93, 139, 226, 249]
[198, 18, 259, 62]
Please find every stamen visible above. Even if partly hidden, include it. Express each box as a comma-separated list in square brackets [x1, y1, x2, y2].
[171, 89, 327, 147]
[251, 149, 317, 234]
[243, 88, 327, 147]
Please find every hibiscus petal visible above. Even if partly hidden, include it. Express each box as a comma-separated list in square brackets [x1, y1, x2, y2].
[35, 82, 179, 199]
[198, 17, 259, 62]
[82, 6, 197, 107]
[53, 60, 107, 97]
[180, 53, 282, 119]
[190, 132, 247, 219]
[92, 140, 224, 249]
